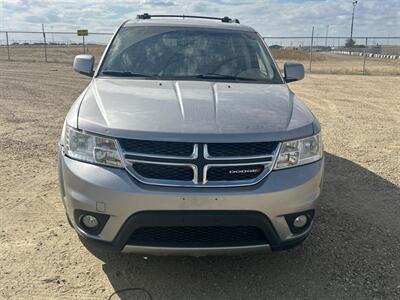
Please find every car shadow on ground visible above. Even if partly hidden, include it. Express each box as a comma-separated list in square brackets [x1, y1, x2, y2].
[87, 152, 400, 300]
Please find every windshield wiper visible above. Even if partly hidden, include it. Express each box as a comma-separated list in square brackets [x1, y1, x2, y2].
[101, 71, 158, 78]
[101, 71, 262, 81]
[192, 73, 260, 81]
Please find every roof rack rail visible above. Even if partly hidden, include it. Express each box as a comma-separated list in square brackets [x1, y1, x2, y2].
[136, 13, 240, 24]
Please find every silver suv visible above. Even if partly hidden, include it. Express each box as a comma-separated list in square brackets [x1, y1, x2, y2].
[58, 14, 324, 255]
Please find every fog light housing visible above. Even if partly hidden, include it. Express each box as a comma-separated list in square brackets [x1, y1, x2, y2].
[293, 215, 308, 228]
[284, 210, 315, 234]
[81, 215, 99, 229]
[73, 209, 110, 235]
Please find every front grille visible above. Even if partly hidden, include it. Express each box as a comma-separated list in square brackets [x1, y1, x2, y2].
[207, 165, 265, 181]
[207, 142, 279, 157]
[128, 226, 268, 247]
[132, 162, 194, 181]
[118, 139, 279, 187]
[119, 139, 194, 157]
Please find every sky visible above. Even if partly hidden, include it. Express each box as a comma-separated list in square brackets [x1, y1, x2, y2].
[0, 0, 399, 40]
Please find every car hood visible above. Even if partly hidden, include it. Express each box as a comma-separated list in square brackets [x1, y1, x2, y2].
[77, 78, 317, 142]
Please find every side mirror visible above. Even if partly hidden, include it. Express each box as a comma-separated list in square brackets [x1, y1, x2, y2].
[73, 54, 94, 77]
[284, 63, 304, 83]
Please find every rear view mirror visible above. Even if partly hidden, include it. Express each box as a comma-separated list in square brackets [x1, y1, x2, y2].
[284, 63, 304, 83]
[73, 54, 94, 77]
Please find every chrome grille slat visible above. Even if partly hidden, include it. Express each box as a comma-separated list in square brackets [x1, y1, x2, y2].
[118, 140, 281, 187]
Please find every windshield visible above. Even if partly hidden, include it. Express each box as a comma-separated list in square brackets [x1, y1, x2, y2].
[99, 26, 283, 83]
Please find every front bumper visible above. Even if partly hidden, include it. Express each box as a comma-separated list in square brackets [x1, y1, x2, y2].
[59, 150, 324, 255]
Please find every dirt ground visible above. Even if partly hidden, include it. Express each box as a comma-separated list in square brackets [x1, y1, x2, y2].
[0, 60, 399, 300]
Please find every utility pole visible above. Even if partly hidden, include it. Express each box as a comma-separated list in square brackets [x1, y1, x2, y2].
[309, 26, 314, 73]
[6, 31, 10, 60]
[325, 25, 329, 47]
[42, 24, 48, 62]
[350, 1, 358, 43]
[363, 37, 368, 75]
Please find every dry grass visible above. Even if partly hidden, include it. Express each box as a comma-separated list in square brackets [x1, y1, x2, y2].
[270, 48, 326, 61]
[0, 44, 106, 64]
[275, 52, 400, 76]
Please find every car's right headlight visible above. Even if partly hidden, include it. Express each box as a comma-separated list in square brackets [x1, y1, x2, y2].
[64, 126, 123, 168]
[274, 134, 323, 169]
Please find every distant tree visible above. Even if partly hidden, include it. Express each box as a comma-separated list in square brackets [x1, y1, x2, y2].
[345, 38, 356, 48]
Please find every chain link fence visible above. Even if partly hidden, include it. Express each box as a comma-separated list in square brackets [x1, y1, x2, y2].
[1, 31, 399, 76]
[0, 31, 111, 63]
[265, 36, 400, 76]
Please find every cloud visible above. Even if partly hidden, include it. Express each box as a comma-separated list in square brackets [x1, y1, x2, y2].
[141, 0, 176, 6]
[192, 2, 220, 13]
[0, 0, 399, 38]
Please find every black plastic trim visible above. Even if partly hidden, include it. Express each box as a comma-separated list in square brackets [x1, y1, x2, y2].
[136, 13, 240, 24]
[76, 210, 311, 252]
[128, 226, 267, 247]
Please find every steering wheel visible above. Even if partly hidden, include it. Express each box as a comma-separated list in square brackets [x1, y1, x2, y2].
[211, 56, 247, 74]
[236, 68, 269, 80]
[158, 54, 194, 76]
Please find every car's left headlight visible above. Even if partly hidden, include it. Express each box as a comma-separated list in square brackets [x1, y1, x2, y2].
[64, 126, 123, 168]
[274, 134, 323, 169]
